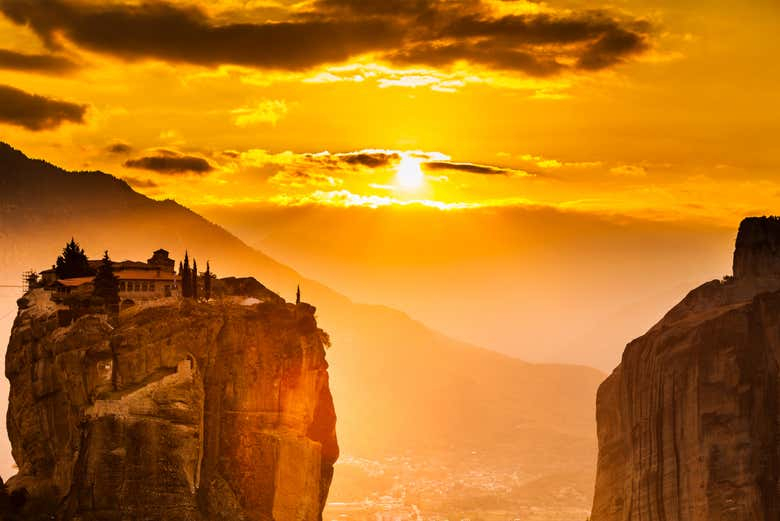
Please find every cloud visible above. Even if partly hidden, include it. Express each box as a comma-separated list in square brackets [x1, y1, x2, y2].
[521, 153, 603, 169]
[106, 141, 132, 154]
[232, 99, 288, 127]
[335, 151, 401, 168]
[386, 42, 563, 77]
[0, 0, 401, 70]
[303, 63, 469, 93]
[577, 26, 648, 70]
[121, 176, 158, 189]
[236, 148, 531, 184]
[124, 150, 213, 174]
[269, 170, 343, 188]
[610, 164, 647, 176]
[424, 160, 529, 176]
[0, 0, 652, 78]
[271, 189, 480, 210]
[0, 84, 87, 130]
[0, 48, 77, 73]
[235, 149, 404, 188]
[536, 159, 562, 168]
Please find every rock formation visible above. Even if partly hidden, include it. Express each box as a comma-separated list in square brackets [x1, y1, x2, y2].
[591, 216, 780, 521]
[4, 282, 338, 521]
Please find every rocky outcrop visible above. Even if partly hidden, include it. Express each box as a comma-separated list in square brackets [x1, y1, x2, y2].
[4, 284, 338, 521]
[733, 217, 780, 279]
[591, 216, 780, 521]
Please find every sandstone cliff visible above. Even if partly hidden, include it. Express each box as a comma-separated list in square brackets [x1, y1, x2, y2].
[3, 283, 338, 521]
[591, 216, 780, 521]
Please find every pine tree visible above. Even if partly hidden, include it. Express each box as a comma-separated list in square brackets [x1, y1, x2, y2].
[204, 261, 212, 300]
[55, 238, 93, 279]
[191, 259, 199, 300]
[181, 251, 191, 298]
[93, 250, 120, 311]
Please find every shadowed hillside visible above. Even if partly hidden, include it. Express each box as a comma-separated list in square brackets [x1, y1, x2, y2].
[0, 142, 603, 516]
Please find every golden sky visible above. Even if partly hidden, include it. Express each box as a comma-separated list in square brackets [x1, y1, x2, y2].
[0, 0, 779, 225]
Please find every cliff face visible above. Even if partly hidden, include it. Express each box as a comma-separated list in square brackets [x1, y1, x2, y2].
[733, 217, 780, 279]
[591, 216, 780, 521]
[4, 285, 338, 521]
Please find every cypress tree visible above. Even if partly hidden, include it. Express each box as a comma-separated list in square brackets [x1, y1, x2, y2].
[55, 238, 93, 279]
[178, 261, 183, 296]
[93, 250, 120, 311]
[296, 284, 301, 305]
[204, 261, 212, 300]
[181, 251, 191, 298]
[192, 259, 199, 300]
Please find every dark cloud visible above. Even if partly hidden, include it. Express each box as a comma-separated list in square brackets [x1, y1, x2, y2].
[122, 176, 158, 189]
[387, 41, 563, 76]
[313, 0, 447, 17]
[106, 141, 132, 154]
[428, 12, 650, 72]
[124, 151, 213, 174]
[0, 84, 86, 130]
[424, 161, 524, 175]
[0, 48, 77, 73]
[0, 0, 402, 70]
[337, 152, 400, 168]
[297, 151, 401, 170]
[0, 0, 652, 77]
[577, 27, 648, 70]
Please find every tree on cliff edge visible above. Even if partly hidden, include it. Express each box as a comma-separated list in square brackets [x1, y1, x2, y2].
[204, 261, 212, 300]
[93, 250, 120, 311]
[55, 238, 93, 279]
[192, 259, 199, 300]
[180, 251, 191, 298]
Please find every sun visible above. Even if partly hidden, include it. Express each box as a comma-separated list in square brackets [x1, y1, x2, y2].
[396, 155, 425, 190]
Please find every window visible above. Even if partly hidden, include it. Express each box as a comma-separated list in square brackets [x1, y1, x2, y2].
[150, 282, 155, 291]
[119, 281, 126, 292]
[142, 282, 148, 292]
[135, 282, 141, 291]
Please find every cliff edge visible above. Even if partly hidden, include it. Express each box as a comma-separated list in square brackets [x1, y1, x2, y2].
[591, 216, 780, 521]
[3, 283, 338, 521]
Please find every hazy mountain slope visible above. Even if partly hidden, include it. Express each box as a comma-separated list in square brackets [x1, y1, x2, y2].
[0, 142, 603, 509]
[201, 205, 735, 370]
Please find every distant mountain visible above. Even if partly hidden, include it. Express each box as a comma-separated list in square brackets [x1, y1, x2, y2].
[0, 142, 604, 511]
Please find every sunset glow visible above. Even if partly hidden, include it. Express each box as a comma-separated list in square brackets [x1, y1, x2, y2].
[2, 3, 780, 521]
[0, 1, 773, 226]
[396, 155, 425, 190]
